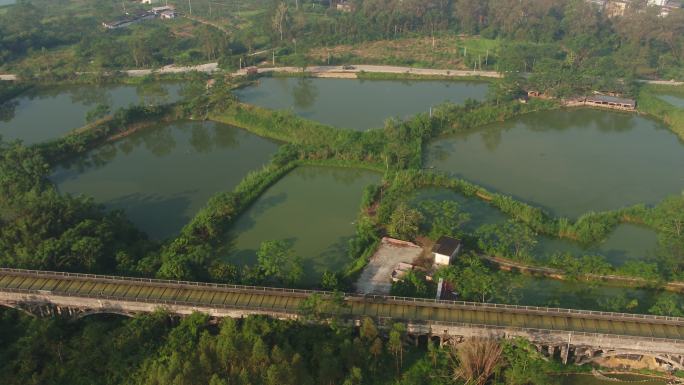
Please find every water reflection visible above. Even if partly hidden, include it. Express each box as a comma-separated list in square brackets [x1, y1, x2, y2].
[0, 83, 184, 144]
[52, 121, 279, 239]
[535, 224, 658, 266]
[236, 77, 489, 130]
[658, 94, 684, 108]
[0, 100, 18, 122]
[292, 77, 319, 109]
[426, 109, 684, 217]
[135, 81, 172, 105]
[223, 166, 381, 284]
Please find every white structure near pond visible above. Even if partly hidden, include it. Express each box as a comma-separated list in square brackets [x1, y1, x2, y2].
[432, 236, 462, 266]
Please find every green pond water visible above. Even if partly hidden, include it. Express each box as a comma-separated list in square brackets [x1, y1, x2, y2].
[0, 0, 15, 5]
[555, 373, 668, 385]
[410, 188, 507, 231]
[223, 166, 380, 284]
[52, 120, 279, 239]
[426, 109, 684, 218]
[410, 188, 663, 312]
[657, 93, 684, 108]
[411, 188, 658, 266]
[536, 224, 658, 266]
[512, 275, 658, 313]
[0, 83, 184, 144]
[235, 77, 489, 130]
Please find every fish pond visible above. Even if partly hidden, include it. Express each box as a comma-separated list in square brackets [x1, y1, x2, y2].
[234, 77, 489, 130]
[536, 224, 658, 266]
[411, 188, 658, 266]
[657, 93, 684, 108]
[511, 274, 660, 313]
[0, 82, 184, 144]
[52, 120, 279, 239]
[426, 109, 684, 218]
[222, 166, 380, 284]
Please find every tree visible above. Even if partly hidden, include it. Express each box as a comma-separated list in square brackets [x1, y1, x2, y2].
[256, 240, 304, 285]
[360, 317, 378, 343]
[476, 220, 537, 262]
[652, 196, 684, 276]
[388, 203, 423, 240]
[85, 103, 110, 123]
[388, 323, 405, 372]
[390, 271, 432, 298]
[419, 200, 471, 239]
[451, 337, 502, 385]
[272, 2, 290, 41]
[649, 293, 683, 317]
[502, 338, 552, 385]
[128, 29, 153, 68]
[321, 270, 340, 290]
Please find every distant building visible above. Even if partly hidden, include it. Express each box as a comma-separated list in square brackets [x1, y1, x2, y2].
[160, 10, 176, 19]
[141, 0, 158, 4]
[587, 0, 607, 8]
[102, 12, 155, 29]
[336, 1, 354, 12]
[584, 95, 636, 110]
[654, 0, 682, 16]
[605, 0, 628, 17]
[152, 5, 175, 14]
[432, 236, 462, 266]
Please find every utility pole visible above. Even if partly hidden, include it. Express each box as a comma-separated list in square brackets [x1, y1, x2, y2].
[209, 1, 212, 17]
[188, 0, 192, 15]
[485, 49, 489, 66]
[273, 49, 275, 65]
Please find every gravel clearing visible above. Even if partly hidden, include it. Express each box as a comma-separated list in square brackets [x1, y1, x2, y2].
[354, 237, 423, 295]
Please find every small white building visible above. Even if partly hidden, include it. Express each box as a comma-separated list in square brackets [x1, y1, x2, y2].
[160, 10, 176, 19]
[141, 0, 158, 4]
[152, 5, 174, 14]
[432, 236, 462, 266]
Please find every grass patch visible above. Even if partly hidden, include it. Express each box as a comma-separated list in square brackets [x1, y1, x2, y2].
[307, 36, 502, 70]
[638, 84, 684, 140]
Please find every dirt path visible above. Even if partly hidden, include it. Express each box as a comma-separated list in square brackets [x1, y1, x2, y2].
[234, 64, 502, 79]
[124, 62, 220, 77]
[3, 63, 682, 84]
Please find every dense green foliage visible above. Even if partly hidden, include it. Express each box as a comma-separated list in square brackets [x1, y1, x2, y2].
[2, 1, 684, 383]
[0, 141, 154, 274]
[0, 308, 572, 385]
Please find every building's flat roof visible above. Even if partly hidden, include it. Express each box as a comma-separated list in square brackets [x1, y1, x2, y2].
[432, 236, 461, 256]
[586, 95, 636, 106]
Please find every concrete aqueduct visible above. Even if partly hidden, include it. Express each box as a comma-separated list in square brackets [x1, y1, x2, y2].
[1, 268, 683, 371]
